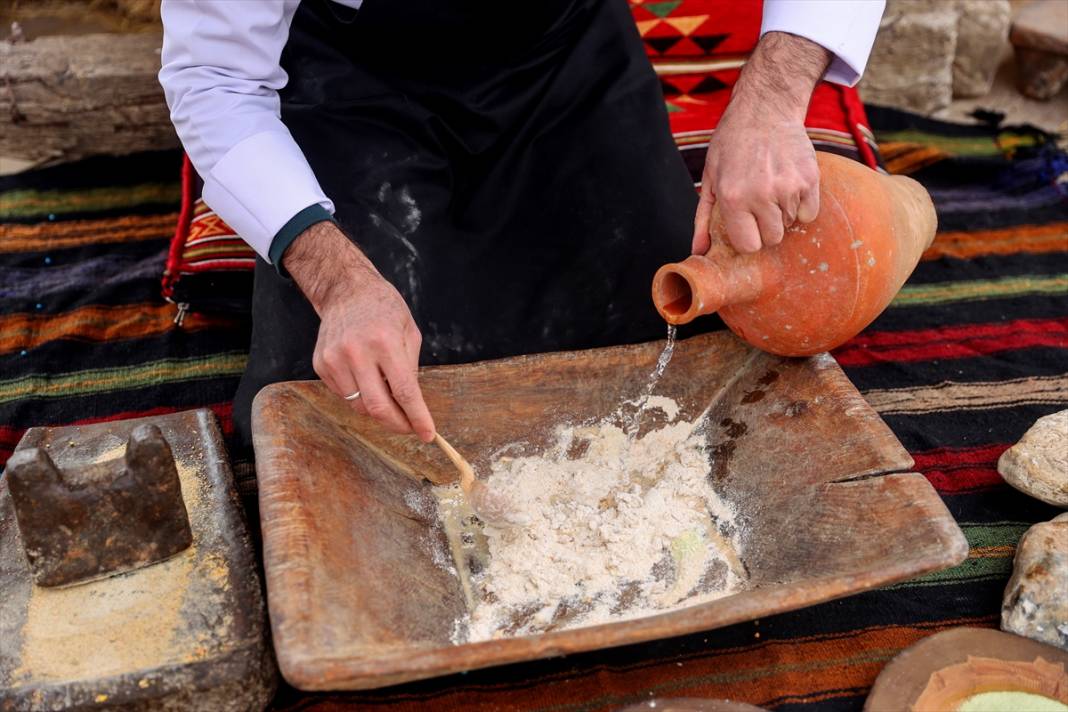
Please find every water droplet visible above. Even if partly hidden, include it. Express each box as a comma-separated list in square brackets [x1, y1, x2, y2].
[47, 214, 56, 221]
[35, 303, 43, 310]
[44, 256, 52, 265]
[19, 350, 27, 356]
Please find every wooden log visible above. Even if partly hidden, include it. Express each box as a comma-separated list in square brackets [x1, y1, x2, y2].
[114, 0, 163, 24]
[0, 32, 177, 165]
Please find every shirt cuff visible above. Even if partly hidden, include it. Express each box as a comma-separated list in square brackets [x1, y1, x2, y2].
[201, 130, 335, 261]
[268, 204, 336, 276]
[761, 0, 885, 87]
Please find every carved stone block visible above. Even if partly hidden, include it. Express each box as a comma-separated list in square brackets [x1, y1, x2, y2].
[6, 424, 193, 587]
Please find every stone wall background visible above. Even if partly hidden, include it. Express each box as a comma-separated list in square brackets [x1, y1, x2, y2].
[860, 0, 1013, 114]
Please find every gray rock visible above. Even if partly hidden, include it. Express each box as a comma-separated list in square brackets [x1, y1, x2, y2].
[999, 409, 1068, 508]
[860, 2, 958, 114]
[953, 0, 1011, 97]
[1002, 512, 1068, 650]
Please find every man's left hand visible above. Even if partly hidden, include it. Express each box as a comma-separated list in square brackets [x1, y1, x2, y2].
[692, 31, 832, 256]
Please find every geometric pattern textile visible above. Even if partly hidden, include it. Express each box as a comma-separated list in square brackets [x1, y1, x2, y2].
[0, 150, 250, 479]
[633, 0, 882, 172]
[161, 155, 255, 318]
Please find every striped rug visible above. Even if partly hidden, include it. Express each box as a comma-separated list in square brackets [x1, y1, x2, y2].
[1, 110, 1066, 711]
[0, 151, 250, 480]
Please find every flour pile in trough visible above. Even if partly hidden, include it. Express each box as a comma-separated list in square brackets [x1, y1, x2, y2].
[439, 397, 745, 642]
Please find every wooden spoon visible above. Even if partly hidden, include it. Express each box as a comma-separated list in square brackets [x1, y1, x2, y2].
[433, 433, 527, 527]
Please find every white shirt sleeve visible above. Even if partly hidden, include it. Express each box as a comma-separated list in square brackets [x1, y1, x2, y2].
[159, 0, 335, 262]
[761, 0, 885, 87]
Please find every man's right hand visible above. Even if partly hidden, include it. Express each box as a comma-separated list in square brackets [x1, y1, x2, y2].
[282, 221, 436, 442]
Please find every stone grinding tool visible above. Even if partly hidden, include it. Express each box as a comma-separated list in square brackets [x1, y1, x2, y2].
[0, 410, 276, 711]
[6, 423, 193, 587]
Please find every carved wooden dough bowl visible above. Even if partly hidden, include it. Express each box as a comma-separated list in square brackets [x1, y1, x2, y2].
[252, 331, 968, 690]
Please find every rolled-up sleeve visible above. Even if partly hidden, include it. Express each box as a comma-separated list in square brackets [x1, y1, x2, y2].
[159, 0, 335, 262]
[761, 0, 885, 87]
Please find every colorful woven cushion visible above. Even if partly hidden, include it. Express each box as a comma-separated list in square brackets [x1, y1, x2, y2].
[164, 0, 882, 314]
[162, 156, 256, 318]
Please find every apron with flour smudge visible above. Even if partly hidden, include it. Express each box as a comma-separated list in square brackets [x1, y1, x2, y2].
[232, 0, 712, 447]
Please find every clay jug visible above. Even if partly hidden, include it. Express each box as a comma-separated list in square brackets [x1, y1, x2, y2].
[651, 152, 937, 357]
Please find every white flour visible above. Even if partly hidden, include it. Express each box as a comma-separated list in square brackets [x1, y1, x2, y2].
[437, 398, 745, 642]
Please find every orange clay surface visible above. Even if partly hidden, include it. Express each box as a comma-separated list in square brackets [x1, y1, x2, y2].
[652, 152, 937, 356]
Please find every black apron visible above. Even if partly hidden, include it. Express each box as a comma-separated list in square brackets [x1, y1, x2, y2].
[233, 0, 707, 449]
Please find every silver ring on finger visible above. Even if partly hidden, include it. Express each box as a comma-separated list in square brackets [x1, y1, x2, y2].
[344, 390, 361, 401]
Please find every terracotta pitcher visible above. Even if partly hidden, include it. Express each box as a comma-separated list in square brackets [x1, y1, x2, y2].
[651, 152, 937, 357]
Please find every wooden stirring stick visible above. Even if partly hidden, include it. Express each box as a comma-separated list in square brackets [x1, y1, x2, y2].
[433, 432, 476, 494]
[433, 433, 528, 528]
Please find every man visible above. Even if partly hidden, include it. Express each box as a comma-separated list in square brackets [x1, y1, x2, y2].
[160, 0, 884, 448]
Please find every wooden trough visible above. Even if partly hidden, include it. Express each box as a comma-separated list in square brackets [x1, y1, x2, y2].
[252, 331, 968, 690]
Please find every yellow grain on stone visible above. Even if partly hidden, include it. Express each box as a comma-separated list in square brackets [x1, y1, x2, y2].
[11, 452, 229, 684]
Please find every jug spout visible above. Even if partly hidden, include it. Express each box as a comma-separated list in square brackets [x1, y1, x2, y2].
[652, 249, 773, 325]
[650, 152, 937, 356]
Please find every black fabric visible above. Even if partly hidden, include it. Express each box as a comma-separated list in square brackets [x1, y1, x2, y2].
[232, 0, 703, 448]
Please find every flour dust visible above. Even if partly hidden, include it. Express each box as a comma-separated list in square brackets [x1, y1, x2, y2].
[425, 326, 745, 642]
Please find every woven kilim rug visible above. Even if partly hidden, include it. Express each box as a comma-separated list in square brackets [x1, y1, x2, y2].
[0, 151, 251, 486]
[1, 111, 1066, 711]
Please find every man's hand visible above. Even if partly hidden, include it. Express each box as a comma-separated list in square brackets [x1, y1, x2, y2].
[693, 32, 832, 255]
[283, 221, 435, 442]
